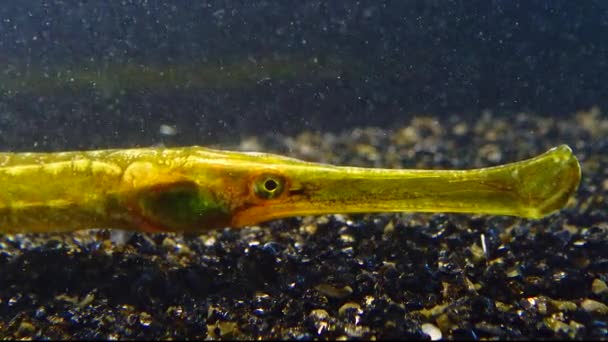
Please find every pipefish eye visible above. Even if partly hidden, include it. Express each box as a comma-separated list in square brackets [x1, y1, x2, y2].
[253, 174, 286, 199]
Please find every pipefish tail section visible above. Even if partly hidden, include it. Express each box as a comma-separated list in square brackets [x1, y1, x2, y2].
[0, 144, 581, 233]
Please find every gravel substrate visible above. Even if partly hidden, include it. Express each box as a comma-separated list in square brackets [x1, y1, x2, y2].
[0, 109, 607, 339]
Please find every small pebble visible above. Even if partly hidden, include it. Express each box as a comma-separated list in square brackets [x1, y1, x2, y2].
[338, 302, 362, 316]
[314, 284, 353, 299]
[581, 299, 608, 314]
[309, 309, 330, 321]
[421, 323, 442, 341]
[592, 279, 608, 295]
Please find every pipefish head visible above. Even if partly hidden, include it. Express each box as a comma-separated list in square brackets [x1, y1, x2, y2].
[123, 148, 326, 232]
[212, 153, 326, 228]
[222, 153, 359, 228]
[166, 148, 335, 230]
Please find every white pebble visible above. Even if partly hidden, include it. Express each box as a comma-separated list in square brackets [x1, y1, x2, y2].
[421, 323, 442, 341]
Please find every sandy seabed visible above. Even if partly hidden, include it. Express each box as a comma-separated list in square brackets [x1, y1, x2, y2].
[1, 109, 607, 339]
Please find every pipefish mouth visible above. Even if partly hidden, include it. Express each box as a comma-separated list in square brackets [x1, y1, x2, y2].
[0, 144, 580, 233]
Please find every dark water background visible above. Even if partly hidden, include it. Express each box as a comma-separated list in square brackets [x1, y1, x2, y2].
[1, 2, 608, 340]
[0, 0, 606, 150]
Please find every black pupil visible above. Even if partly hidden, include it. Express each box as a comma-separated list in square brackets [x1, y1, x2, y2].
[264, 179, 278, 192]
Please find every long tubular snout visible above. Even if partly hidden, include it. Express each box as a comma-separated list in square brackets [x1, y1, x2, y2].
[232, 145, 581, 226]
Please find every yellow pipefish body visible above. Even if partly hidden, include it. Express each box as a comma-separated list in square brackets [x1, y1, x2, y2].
[0, 144, 581, 233]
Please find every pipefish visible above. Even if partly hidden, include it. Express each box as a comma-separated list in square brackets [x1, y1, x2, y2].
[0, 144, 580, 233]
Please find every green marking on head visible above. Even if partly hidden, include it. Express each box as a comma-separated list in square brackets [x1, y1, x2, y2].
[139, 181, 230, 231]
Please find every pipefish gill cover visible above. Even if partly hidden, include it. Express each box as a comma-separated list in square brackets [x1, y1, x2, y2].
[0, 1, 606, 340]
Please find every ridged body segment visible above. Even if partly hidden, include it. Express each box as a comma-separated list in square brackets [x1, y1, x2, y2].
[0, 151, 125, 232]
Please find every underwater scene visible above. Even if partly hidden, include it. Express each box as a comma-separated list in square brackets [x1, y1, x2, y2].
[0, 1, 607, 339]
